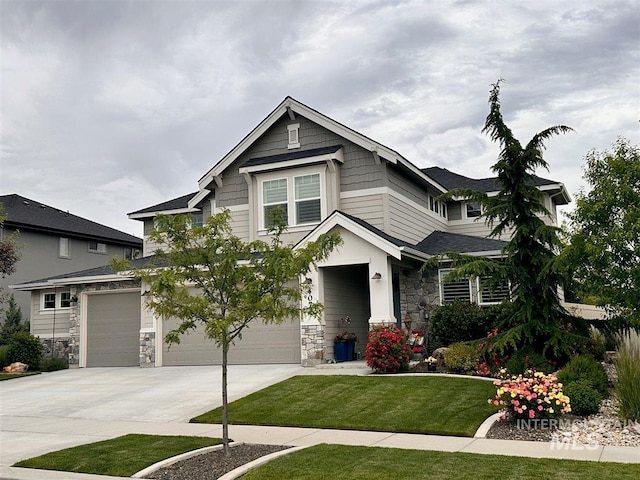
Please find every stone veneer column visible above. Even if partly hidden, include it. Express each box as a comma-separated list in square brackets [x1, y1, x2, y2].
[139, 331, 156, 367]
[300, 324, 325, 367]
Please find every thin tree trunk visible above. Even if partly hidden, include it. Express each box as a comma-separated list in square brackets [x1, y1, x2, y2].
[222, 338, 230, 457]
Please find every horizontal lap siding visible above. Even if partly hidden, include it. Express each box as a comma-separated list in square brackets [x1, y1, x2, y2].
[228, 208, 250, 242]
[30, 293, 70, 337]
[387, 196, 443, 245]
[340, 194, 384, 230]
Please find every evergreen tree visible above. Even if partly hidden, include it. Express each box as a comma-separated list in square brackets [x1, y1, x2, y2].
[0, 294, 30, 346]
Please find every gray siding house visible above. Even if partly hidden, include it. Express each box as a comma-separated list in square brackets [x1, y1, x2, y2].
[2, 194, 142, 352]
[12, 97, 578, 368]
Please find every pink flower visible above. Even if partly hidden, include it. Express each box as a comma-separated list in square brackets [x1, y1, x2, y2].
[529, 409, 535, 419]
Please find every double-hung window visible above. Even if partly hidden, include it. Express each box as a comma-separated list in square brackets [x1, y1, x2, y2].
[88, 241, 107, 253]
[263, 178, 289, 228]
[42, 290, 72, 310]
[261, 172, 323, 230]
[59, 237, 70, 258]
[466, 201, 482, 218]
[294, 174, 321, 224]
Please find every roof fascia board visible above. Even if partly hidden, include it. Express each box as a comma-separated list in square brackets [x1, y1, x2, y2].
[128, 207, 199, 220]
[187, 189, 211, 210]
[295, 211, 403, 259]
[10, 274, 130, 291]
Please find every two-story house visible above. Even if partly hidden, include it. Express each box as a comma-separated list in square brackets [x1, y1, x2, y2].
[1, 194, 142, 355]
[11, 97, 573, 368]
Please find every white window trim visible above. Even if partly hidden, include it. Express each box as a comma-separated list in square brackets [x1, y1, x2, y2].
[59, 237, 70, 259]
[257, 165, 326, 234]
[477, 277, 511, 305]
[287, 123, 300, 149]
[40, 290, 72, 313]
[88, 241, 107, 254]
[438, 269, 472, 305]
[465, 201, 483, 219]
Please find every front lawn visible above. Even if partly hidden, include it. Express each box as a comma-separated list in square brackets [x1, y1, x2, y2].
[0, 372, 40, 381]
[14, 434, 224, 477]
[241, 443, 640, 480]
[191, 375, 498, 437]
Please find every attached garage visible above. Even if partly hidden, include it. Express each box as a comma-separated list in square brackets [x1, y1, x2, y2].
[86, 291, 141, 367]
[162, 316, 301, 366]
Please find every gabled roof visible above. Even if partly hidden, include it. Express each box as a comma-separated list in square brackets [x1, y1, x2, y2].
[1, 194, 142, 246]
[416, 231, 506, 256]
[197, 96, 447, 194]
[422, 167, 570, 203]
[128, 192, 199, 219]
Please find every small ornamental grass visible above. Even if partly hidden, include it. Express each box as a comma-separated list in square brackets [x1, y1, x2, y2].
[615, 329, 640, 421]
[365, 325, 411, 373]
[489, 369, 571, 420]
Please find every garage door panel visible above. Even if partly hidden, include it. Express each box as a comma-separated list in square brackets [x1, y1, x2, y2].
[162, 318, 300, 365]
[87, 292, 140, 367]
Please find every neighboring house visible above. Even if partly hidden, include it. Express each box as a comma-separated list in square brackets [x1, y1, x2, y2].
[11, 97, 576, 368]
[1, 194, 142, 352]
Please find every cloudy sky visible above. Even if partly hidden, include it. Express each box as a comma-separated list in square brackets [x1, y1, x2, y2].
[1, 0, 638, 237]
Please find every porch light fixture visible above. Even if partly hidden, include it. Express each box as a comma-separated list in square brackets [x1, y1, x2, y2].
[371, 272, 381, 280]
[70, 295, 78, 304]
[304, 277, 313, 285]
[404, 313, 412, 330]
[141, 290, 151, 297]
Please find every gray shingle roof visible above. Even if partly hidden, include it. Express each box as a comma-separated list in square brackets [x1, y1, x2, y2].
[1, 194, 142, 246]
[244, 145, 343, 168]
[416, 230, 506, 255]
[128, 192, 198, 216]
[422, 166, 559, 192]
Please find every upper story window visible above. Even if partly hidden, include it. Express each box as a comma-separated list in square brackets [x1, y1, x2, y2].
[466, 201, 482, 218]
[41, 290, 71, 310]
[191, 212, 204, 228]
[59, 237, 70, 258]
[260, 169, 324, 231]
[124, 247, 141, 260]
[88, 241, 107, 253]
[287, 123, 300, 149]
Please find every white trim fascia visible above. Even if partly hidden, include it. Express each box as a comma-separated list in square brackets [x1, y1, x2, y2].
[238, 149, 344, 175]
[129, 207, 199, 220]
[399, 246, 431, 261]
[187, 189, 211, 209]
[294, 211, 403, 260]
[10, 274, 129, 291]
[434, 250, 504, 261]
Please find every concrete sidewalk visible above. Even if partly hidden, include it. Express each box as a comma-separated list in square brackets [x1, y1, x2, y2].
[1, 418, 639, 479]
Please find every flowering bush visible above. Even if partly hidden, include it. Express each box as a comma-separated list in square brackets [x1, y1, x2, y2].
[365, 324, 411, 373]
[489, 369, 571, 420]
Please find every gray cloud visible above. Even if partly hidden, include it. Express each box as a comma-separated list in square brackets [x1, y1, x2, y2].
[1, 0, 638, 236]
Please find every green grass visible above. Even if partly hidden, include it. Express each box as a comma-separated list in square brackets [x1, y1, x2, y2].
[14, 434, 223, 476]
[0, 372, 40, 381]
[191, 375, 498, 437]
[241, 444, 640, 480]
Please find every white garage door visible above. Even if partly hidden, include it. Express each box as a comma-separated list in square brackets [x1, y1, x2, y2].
[86, 292, 140, 367]
[162, 317, 301, 365]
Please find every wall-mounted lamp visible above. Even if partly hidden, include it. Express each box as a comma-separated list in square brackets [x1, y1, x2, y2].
[141, 290, 151, 297]
[371, 272, 381, 280]
[403, 313, 413, 330]
[70, 295, 78, 304]
[304, 277, 313, 285]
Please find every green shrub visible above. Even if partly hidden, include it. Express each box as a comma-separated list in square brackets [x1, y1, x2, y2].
[0, 344, 9, 368]
[431, 301, 495, 348]
[557, 355, 609, 399]
[564, 380, 602, 416]
[41, 356, 69, 372]
[615, 330, 640, 421]
[7, 332, 43, 370]
[443, 343, 478, 374]
[504, 347, 554, 375]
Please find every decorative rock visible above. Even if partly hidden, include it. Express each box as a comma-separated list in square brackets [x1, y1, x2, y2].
[2, 362, 28, 373]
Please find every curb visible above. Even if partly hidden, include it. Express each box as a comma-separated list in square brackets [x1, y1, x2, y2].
[132, 442, 241, 478]
[217, 446, 308, 480]
[474, 412, 502, 438]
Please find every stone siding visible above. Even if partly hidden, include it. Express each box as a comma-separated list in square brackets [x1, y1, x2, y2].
[139, 331, 155, 367]
[301, 324, 325, 366]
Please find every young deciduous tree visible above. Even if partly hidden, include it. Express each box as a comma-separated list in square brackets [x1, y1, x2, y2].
[0, 204, 22, 312]
[560, 138, 640, 327]
[426, 80, 593, 362]
[113, 209, 341, 456]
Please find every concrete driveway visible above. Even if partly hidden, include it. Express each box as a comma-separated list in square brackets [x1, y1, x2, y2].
[0, 365, 304, 467]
